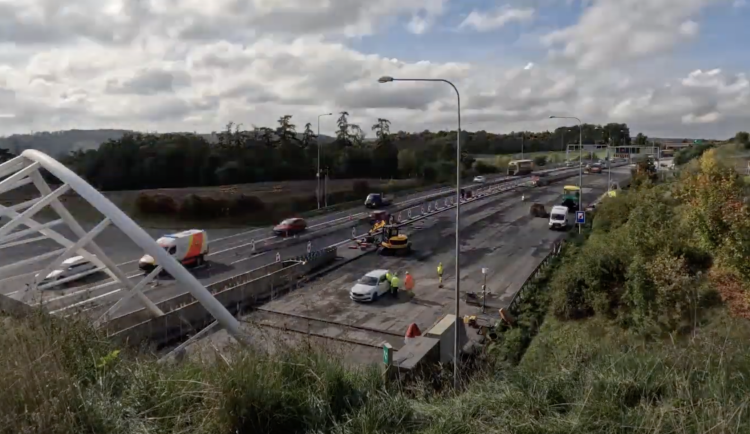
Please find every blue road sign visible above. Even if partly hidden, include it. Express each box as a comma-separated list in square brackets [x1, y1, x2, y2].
[576, 211, 585, 224]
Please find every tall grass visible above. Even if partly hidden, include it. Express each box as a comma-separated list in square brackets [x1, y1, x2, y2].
[4, 306, 750, 433]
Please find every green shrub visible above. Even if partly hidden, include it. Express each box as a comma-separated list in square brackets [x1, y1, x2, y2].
[474, 160, 498, 174]
[533, 155, 547, 167]
[135, 192, 179, 214]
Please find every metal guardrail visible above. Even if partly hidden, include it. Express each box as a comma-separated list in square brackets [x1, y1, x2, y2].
[507, 239, 565, 316]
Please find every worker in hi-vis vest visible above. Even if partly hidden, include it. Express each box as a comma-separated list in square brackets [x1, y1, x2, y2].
[385, 271, 393, 291]
[404, 271, 415, 291]
[390, 273, 400, 298]
[437, 262, 444, 288]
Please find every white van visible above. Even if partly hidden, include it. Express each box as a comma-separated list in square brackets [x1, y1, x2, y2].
[139, 229, 209, 272]
[548, 205, 570, 230]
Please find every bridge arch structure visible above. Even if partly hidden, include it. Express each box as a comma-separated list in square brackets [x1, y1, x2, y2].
[0, 149, 242, 340]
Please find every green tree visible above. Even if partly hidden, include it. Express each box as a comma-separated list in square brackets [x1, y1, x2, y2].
[735, 131, 749, 148]
[276, 115, 297, 146]
[371, 118, 391, 147]
[635, 133, 648, 145]
[301, 123, 316, 147]
[397, 148, 418, 177]
[336, 111, 351, 146]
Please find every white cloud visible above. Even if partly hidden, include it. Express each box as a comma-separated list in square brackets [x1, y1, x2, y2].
[459, 7, 535, 32]
[0, 0, 747, 140]
[542, 0, 728, 70]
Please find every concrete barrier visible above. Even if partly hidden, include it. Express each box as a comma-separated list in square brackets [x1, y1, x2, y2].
[107, 246, 338, 346]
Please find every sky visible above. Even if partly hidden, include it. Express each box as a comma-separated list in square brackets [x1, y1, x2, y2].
[0, 0, 749, 139]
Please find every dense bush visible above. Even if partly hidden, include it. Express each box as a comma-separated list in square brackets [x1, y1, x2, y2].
[550, 149, 750, 332]
[532, 155, 547, 166]
[673, 142, 714, 165]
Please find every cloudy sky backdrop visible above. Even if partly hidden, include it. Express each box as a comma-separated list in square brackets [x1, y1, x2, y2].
[0, 0, 748, 138]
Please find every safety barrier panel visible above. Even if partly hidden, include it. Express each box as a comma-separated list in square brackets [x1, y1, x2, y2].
[104, 247, 338, 340]
[507, 240, 565, 316]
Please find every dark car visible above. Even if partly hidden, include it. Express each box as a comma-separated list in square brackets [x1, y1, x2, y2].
[273, 218, 307, 236]
[364, 193, 391, 208]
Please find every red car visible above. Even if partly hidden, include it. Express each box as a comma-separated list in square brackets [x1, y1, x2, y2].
[273, 218, 307, 236]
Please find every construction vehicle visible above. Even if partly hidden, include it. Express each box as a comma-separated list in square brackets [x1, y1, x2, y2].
[561, 185, 581, 212]
[379, 224, 411, 256]
[507, 159, 534, 176]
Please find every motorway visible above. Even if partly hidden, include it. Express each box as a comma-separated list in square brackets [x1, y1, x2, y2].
[185, 166, 633, 365]
[0, 167, 573, 321]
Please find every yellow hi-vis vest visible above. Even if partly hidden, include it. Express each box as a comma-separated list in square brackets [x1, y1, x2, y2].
[437, 264, 443, 275]
[391, 276, 401, 289]
[386, 272, 392, 281]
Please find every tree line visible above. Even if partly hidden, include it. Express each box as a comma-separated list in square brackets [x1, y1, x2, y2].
[2, 116, 648, 191]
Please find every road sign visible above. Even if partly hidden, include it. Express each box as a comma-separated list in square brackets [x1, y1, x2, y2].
[408, 209, 412, 219]
[307, 241, 312, 253]
[421, 205, 425, 214]
[352, 227, 357, 238]
[383, 343, 392, 365]
[576, 211, 585, 224]
[427, 203, 432, 212]
[398, 212, 402, 221]
[276, 252, 281, 262]
[251, 239, 255, 252]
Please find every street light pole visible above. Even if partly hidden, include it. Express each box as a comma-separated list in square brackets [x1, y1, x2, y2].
[378, 76, 462, 388]
[550, 116, 583, 227]
[317, 113, 333, 209]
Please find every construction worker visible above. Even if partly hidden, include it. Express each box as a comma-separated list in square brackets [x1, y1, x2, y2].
[437, 262, 444, 288]
[385, 270, 393, 292]
[390, 272, 400, 298]
[404, 271, 414, 291]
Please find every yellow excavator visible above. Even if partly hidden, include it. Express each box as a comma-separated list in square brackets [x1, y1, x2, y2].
[380, 224, 411, 256]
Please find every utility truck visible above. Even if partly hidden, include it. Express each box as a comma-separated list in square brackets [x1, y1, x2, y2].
[139, 229, 209, 273]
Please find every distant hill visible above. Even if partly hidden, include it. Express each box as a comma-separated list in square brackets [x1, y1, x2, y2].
[0, 129, 337, 159]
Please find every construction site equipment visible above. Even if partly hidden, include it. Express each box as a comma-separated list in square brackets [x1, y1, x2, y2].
[508, 159, 534, 176]
[561, 185, 580, 211]
[529, 203, 549, 218]
[380, 224, 411, 256]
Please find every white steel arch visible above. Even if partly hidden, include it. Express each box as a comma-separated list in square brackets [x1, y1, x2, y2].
[0, 150, 243, 340]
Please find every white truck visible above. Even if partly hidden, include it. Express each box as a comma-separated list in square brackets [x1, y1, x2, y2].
[548, 205, 570, 230]
[139, 229, 209, 272]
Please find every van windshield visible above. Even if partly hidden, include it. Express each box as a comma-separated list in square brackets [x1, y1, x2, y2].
[551, 213, 566, 221]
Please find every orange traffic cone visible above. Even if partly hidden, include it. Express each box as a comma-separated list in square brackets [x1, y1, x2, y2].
[404, 323, 421, 345]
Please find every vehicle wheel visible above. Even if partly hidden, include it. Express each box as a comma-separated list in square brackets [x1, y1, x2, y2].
[196, 255, 204, 267]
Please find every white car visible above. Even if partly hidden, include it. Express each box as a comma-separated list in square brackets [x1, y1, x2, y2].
[473, 175, 486, 183]
[350, 269, 391, 302]
[548, 205, 570, 230]
[35, 256, 99, 287]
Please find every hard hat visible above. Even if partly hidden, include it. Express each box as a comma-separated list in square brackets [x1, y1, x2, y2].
[406, 271, 410, 274]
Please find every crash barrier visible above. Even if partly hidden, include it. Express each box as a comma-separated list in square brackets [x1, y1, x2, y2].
[348, 166, 604, 244]
[106, 247, 338, 344]
[507, 240, 565, 316]
[246, 168, 583, 258]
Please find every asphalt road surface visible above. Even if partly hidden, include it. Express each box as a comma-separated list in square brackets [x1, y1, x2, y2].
[187, 166, 633, 365]
[0, 165, 579, 321]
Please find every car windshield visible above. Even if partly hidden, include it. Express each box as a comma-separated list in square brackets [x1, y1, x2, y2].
[357, 276, 379, 286]
[280, 219, 294, 225]
[551, 213, 566, 221]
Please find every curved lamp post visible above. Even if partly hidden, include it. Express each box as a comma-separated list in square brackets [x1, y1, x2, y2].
[378, 76, 462, 388]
